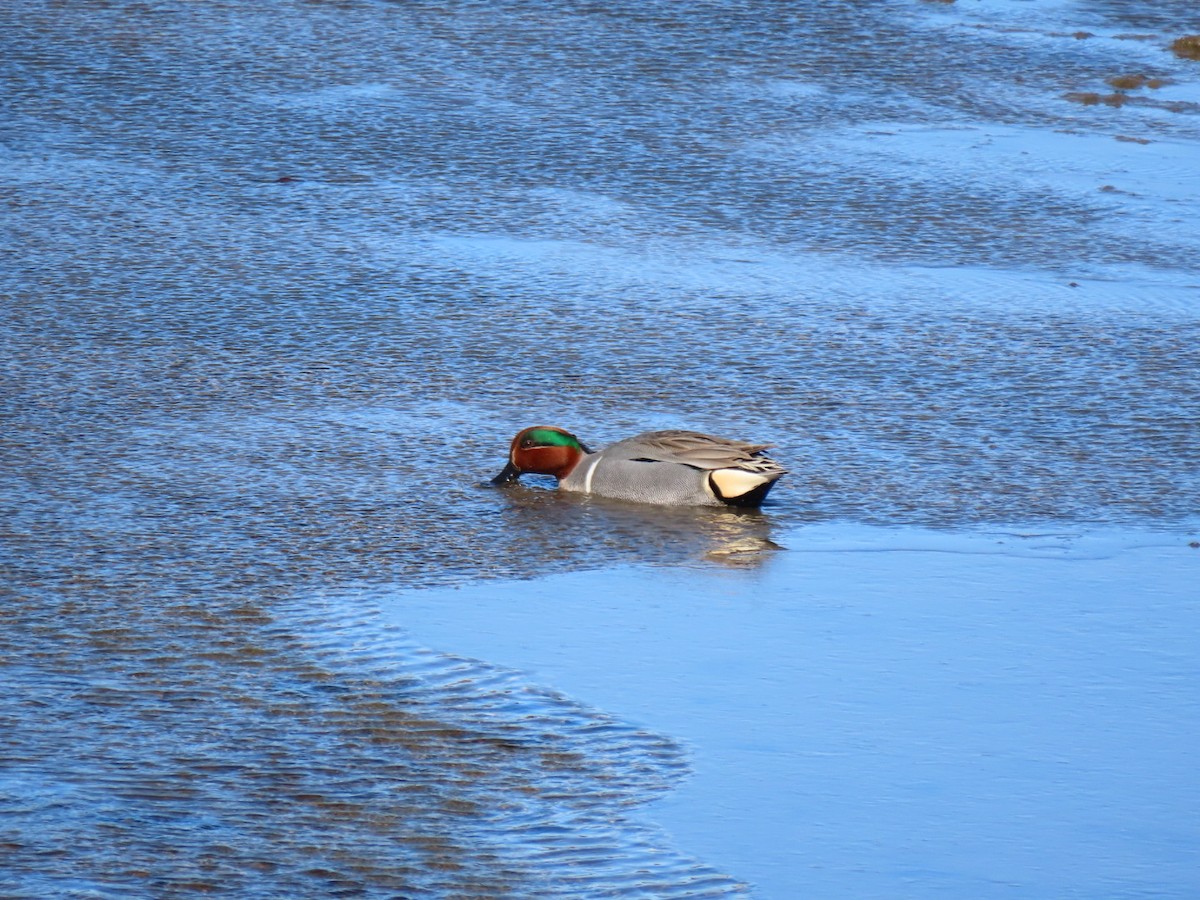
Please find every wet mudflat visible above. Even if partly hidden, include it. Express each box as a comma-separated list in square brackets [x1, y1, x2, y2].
[3, 0, 1199, 896]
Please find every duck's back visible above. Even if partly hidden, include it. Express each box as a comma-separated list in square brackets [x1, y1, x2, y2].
[603, 430, 777, 468]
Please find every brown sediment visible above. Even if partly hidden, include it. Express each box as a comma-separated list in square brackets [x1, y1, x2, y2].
[1066, 90, 1199, 114]
[1115, 135, 1153, 144]
[1064, 92, 1128, 107]
[1170, 35, 1200, 61]
[1106, 74, 1170, 91]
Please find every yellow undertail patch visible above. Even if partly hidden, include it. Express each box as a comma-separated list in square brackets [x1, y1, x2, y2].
[709, 468, 769, 499]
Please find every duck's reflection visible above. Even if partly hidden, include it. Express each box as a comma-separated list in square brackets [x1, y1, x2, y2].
[488, 478, 783, 569]
[698, 511, 784, 567]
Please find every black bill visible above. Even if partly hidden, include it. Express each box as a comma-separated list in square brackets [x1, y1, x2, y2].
[490, 461, 521, 485]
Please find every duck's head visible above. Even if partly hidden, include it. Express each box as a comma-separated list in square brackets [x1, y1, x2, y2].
[491, 426, 592, 484]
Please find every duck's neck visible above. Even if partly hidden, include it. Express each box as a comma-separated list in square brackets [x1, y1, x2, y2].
[547, 445, 585, 481]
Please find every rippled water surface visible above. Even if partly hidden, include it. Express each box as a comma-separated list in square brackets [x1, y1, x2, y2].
[3, 0, 1199, 895]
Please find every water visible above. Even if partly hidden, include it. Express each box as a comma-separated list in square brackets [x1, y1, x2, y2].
[378, 529, 1200, 898]
[3, 0, 1199, 896]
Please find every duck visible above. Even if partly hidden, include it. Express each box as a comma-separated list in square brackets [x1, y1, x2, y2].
[492, 426, 786, 507]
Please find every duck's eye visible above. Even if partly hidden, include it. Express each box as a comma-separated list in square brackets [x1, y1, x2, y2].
[520, 437, 537, 449]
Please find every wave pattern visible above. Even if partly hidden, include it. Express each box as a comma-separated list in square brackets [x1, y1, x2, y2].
[1, 582, 747, 898]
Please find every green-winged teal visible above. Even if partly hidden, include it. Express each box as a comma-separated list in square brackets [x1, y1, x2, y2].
[492, 426, 786, 507]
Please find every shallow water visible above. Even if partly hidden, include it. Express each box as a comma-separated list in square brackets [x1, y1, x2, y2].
[371, 526, 1200, 898]
[3, 0, 1200, 896]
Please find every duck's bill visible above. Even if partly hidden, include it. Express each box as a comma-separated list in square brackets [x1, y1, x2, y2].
[491, 461, 522, 485]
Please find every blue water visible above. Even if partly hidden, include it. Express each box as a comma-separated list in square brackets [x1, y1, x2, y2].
[3, 0, 1199, 896]
[377, 527, 1200, 898]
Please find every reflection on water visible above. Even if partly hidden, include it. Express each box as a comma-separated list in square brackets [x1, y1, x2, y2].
[4, 0, 1200, 895]
[492, 482, 784, 569]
